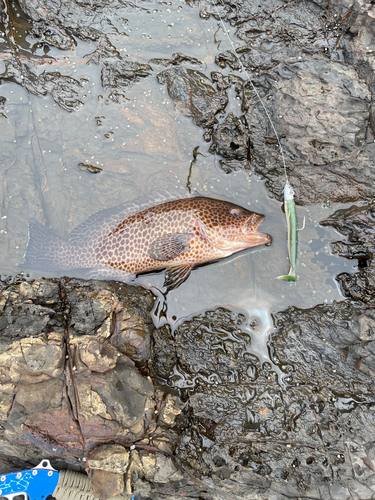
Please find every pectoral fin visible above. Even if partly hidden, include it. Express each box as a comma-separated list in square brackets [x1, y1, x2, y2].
[164, 264, 194, 292]
[149, 233, 192, 261]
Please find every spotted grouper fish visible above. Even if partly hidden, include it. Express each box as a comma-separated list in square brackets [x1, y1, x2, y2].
[22, 191, 271, 291]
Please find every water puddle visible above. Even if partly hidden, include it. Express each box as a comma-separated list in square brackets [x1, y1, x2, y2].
[0, 0, 356, 385]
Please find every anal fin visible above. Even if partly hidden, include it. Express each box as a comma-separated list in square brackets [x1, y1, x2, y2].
[86, 268, 136, 283]
[164, 264, 194, 292]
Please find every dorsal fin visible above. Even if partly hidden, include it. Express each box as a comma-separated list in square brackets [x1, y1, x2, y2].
[69, 188, 192, 246]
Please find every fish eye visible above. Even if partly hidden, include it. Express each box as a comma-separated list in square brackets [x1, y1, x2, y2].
[230, 208, 241, 216]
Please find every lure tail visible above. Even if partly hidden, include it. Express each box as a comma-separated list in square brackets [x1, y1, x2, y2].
[277, 268, 296, 282]
[20, 219, 71, 271]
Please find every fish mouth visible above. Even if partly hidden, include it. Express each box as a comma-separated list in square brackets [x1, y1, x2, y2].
[243, 214, 271, 246]
[253, 231, 272, 245]
[232, 222, 272, 249]
[241, 230, 272, 247]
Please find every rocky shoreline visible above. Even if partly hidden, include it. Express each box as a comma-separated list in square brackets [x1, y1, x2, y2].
[0, 0, 375, 498]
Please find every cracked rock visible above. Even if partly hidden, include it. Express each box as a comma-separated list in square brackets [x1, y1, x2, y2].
[88, 444, 129, 473]
[0, 278, 180, 497]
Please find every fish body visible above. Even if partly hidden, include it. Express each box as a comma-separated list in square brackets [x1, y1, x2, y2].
[277, 182, 297, 282]
[22, 194, 271, 290]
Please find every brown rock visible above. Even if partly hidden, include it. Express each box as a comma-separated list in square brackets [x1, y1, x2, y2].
[6, 379, 83, 455]
[0, 278, 158, 466]
[89, 468, 124, 500]
[75, 356, 154, 448]
[109, 304, 153, 362]
[158, 395, 182, 426]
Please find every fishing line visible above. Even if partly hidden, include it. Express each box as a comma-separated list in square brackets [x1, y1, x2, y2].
[211, 1, 302, 282]
[212, 0, 289, 184]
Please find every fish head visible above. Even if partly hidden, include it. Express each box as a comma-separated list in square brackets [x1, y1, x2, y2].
[196, 200, 271, 252]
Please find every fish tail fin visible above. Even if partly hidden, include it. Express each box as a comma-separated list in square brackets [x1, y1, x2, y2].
[20, 219, 70, 271]
[277, 267, 296, 282]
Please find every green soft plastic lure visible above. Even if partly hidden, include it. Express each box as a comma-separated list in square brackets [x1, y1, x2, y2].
[278, 181, 297, 282]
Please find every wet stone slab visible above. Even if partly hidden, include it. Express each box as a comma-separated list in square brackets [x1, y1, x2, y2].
[1, 0, 374, 207]
[198, 0, 375, 205]
[156, 67, 228, 128]
[0, 59, 86, 112]
[151, 302, 375, 500]
[321, 202, 375, 304]
[0, 278, 183, 498]
[3, 274, 374, 499]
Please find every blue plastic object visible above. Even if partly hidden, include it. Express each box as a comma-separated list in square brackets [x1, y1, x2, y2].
[0, 461, 59, 500]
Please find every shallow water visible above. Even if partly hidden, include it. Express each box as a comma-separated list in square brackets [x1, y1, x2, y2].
[0, 1, 355, 373]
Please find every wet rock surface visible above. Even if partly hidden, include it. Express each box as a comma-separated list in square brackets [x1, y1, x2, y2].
[16, 0, 145, 46]
[197, 0, 375, 204]
[321, 202, 375, 304]
[209, 112, 249, 161]
[150, 303, 375, 500]
[157, 67, 228, 128]
[0, 59, 86, 112]
[3, 275, 375, 499]
[2, 0, 374, 203]
[0, 278, 182, 498]
[101, 59, 153, 104]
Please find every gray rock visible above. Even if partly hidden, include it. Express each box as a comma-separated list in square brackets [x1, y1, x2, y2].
[209, 113, 249, 160]
[101, 59, 153, 103]
[152, 302, 375, 499]
[157, 67, 228, 128]
[321, 203, 375, 303]
[0, 59, 85, 112]
[197, 0, 375, 205]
